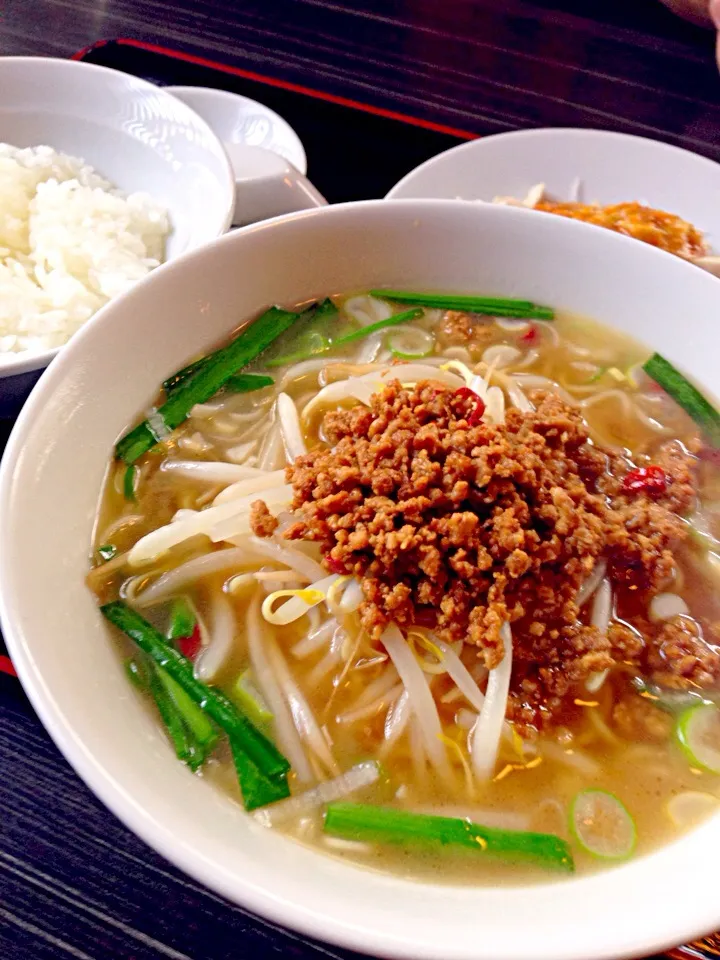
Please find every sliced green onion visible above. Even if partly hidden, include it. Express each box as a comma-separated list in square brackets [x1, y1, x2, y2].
[630, 676, 710, 716]
[123, 464, 138, 502]
[334, 308, 423, 346]
[100, 601, 290, 782]
[147, 662, 205, 772]
[162, 295, 317, 392]
[124, 657, 148, 690]
[166, 359, 276, 395]
[676, 702, 720, 773]
[643, 353, 720, 447]
[387, 325, 434, 360]
[231, 669, 274, 727]
[390, 348, 432, 361]
[223, 373, 275, 393]
[369, 290, 554, 321]
[167, 360, 275, 394]
[313, 296, 340, 320]
[162, 355, 210, 394]
[231, 738, 290, 811]
[265, 298, 339, 368]
[323, 804, 574, 872]
[156, 669, 218, 755]
[264, 306, 423, 367]
[666, 790, 719, 828]
[265, 331, 330, 368]
[372, 290, 535, 309]
[127, 657, 210, 769]
[163, 360, 274, 394]
[116, 306, 302, 463]
[570, 789, 636, 860]
[97, 543, 117, 562]
[166, 597, 196, 641]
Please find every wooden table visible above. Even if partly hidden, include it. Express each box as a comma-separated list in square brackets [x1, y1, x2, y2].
[2, 2, 720, 958]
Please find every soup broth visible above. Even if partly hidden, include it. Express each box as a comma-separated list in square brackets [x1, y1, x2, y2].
[90, 292, 720, 884]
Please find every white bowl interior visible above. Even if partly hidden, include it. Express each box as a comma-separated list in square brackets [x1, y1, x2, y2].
[1, 200, 720, 960]
[0, 57, 234, 378]
[388, 128, 720, 252]
[166, 85, 307, 174]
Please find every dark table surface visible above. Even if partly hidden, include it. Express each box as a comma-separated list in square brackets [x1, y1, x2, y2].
[2, 2, 720, 958]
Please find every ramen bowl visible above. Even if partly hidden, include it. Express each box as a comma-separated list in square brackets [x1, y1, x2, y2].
[1, 200, 719, 960]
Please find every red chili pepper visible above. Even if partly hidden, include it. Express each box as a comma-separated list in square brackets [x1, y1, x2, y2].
[622, 465, 668, 497]
[324, 555, 345, 575]
[413, 608, 438, 628]
[520, 324, 538, 344]
[455, 387, 486, 426]
[468, 401, 486, 426]
[177, 624, 202, 661]
[455, 387, 476, 401]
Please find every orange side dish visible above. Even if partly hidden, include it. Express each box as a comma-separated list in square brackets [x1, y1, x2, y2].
[535, 200, 708, 259]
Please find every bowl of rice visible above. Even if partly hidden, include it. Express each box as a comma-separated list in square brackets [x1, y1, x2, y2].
[0, 56, 235, 415]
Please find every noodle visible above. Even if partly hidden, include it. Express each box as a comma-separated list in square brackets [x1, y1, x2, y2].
[247, 593, 314, 783]
[90, 292, 720, 885]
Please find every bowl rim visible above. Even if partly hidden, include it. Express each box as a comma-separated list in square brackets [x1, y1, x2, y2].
[386, 125, 720, 201]
[2, 197, 720, 960]
[0, 54, 235, 379]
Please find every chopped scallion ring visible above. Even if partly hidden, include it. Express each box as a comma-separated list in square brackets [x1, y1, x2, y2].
[666, 791, 719, 828]
[570, 789, 636, 860]
[676, 702, 720, 774]
[387, 326, 434, 360]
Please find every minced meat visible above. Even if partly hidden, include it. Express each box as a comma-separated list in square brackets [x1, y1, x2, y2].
[612, 695, 673, 742]
[249, 500, 278, 538]
[646, 615, 720, 689]
[253, 379, 713, 730]
[437, 310, 497, 355]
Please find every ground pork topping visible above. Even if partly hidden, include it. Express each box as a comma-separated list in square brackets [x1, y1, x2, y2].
[252, 379, 715, 728]
[437, 310, 497, 355]
[249, 500, 279, 538]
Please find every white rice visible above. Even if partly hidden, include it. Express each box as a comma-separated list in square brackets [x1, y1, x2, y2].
[0, 143, 170, 357]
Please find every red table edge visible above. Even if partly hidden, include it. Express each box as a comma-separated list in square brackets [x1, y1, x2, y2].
[0, 655, 17, 677]
[72, 38, 479, 142]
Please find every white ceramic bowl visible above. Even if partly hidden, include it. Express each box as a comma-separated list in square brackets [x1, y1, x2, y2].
[388, 128, 720, 251]
[166, 85, 307, 174]
[1, 200, 720, 960]
[0, 56, 235, 411]
[164, 86, 325, 227]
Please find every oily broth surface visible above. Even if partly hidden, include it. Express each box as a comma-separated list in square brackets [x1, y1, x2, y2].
[89, 303, 720, 884]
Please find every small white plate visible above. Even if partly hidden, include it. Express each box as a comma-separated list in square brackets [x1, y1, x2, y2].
[388, 128, 720, 253]
[166, 85, 307, 175]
